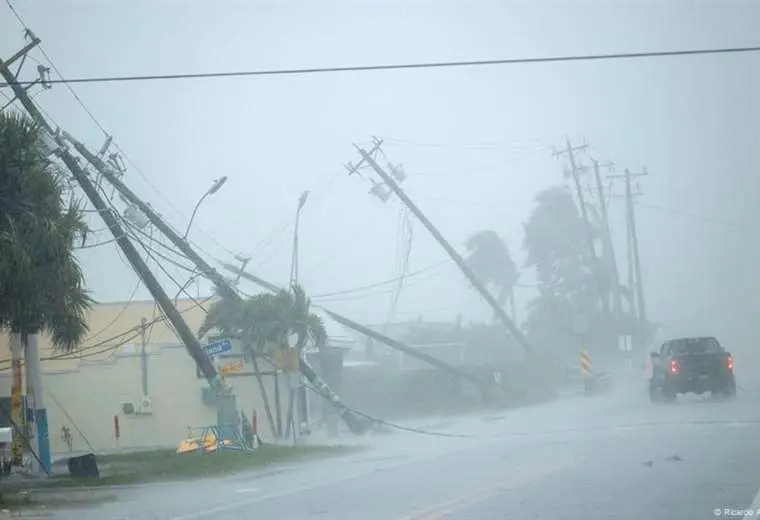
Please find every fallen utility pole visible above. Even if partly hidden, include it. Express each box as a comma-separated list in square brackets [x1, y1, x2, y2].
[0, 49, 221, 388]
[66, 137, 372, 434]
[221, 263, 484, 386]
[350, 140, 532, 354]
[320, 309, 481, 384]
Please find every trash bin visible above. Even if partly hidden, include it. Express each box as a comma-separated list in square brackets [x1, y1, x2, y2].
[67, 453, 99, 478]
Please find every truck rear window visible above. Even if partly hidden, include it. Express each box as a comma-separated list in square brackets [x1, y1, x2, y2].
[670, 338, 722, 354]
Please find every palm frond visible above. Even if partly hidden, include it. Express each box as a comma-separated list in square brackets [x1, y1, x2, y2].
[0, 111, 93, 350]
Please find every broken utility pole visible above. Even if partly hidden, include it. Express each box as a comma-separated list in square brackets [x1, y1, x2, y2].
[1, 38, 230, 467]
[220, 262, 485, 387]
[0, 44, 221, 387]
[347, 137, 532, 354]
[320, 309, 482, 384]
[66, 136, 373, 434]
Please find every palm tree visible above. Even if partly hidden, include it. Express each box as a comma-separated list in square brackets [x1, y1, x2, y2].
[464, 230, 519, 320]
[0, 111, 92, 468]
[198, 284, 327, 439]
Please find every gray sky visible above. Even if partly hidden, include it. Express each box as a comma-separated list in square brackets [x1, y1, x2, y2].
[2, 0, 759, 348]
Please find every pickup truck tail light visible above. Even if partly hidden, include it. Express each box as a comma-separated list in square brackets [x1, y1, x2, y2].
[670, 360, 680, 374]
[726, 356, 734, 371]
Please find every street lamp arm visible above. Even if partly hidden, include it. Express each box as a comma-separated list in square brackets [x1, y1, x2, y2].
[183, 191, 209, 239]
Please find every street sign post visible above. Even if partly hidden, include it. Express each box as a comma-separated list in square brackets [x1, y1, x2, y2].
[203, 338, 233, 358]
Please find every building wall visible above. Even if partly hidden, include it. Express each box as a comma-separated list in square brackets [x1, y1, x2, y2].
[0, 298, 286, 456]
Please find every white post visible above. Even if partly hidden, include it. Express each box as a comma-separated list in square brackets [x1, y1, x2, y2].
[24, 334, 50, 474]
[24, 335, 39, 472]
[303, 373, 311, 433]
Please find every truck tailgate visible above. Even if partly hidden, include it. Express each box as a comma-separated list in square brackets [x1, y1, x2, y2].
[677, 353, 727, 376]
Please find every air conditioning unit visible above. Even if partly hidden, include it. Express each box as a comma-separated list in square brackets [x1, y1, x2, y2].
[137, 396, 153, 415]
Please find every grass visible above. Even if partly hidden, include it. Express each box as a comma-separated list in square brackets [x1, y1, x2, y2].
[48, 444, 361, 488]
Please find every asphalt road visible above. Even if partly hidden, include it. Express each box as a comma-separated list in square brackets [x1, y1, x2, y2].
[40, 375, 760, 520]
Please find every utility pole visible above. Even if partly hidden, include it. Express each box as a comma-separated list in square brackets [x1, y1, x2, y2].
[608, 169, 647, 325]
[553, 139, 598, 269]
[222, 263, 484, 385]
[63, 137, 373, 436]
[289, 190, 310, 437]
[608, 168, 647, 352]
[140, 318, 149, 397]
[63, 137, 239, 302]
[0, 45, 222, 394]
[348, 138, 532, 354]
[592, 160, 623, 319]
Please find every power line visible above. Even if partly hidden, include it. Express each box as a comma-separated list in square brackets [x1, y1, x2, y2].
[0, 295, 213, 369]
[127, 230, 198, 274]
[313, 267, 451, 304]
[85, 278, 142, 342]
[121, 212, 210, 315]
[635, 201, 752, 230]
[74, 233, 127, 250]
[127, 226, 209, 314]
[311, 260, 450, 299]
[307, 385, 474, 439]
[3, 2, 242, 262]
[3, 45, 760, 87]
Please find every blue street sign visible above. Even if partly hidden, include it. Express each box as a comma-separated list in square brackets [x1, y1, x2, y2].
[203, 338, 233, 357]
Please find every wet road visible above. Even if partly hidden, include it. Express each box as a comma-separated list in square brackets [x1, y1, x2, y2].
[48, 376, 760, 520]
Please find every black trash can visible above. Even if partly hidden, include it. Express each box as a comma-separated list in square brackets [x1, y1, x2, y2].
[67, 453, 99, 478]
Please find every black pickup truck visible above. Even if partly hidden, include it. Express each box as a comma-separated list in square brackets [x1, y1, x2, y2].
[648, 337, 736, 402]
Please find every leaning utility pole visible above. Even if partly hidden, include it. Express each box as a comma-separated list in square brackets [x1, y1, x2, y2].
[553, 139, 609, 316]
[65, 134, 373, 434]
[66, 135, 370, 432]
[64, 136, 239, 302]
[222, 262, 484, 386]
[0, 43, 221, 388]
[348, 138, 532, 354]
[554, 140, 597, 264]
[1, 39, 230, 471]
[592, 160, 623, 318]
[609, 168, 648, 328]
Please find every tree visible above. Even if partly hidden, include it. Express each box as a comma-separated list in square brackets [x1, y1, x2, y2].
[0, 111, 92, 348]
[0, 111, 91, 471]
[198, 284, 327, 438]
[464, 230, 519, 319]
[522, 186, 604, 363]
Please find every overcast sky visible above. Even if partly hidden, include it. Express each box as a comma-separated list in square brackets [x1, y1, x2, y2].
[1, 0, 759, 348]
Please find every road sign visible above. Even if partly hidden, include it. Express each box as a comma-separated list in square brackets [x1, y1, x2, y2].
[219, 360, 245, 375]
[203, 338, 232, 358]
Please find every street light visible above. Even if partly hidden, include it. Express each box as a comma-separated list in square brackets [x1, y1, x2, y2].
[183, 176, 228, 239]
[288, 190, 310, 439]
[289, 190, 309, 287]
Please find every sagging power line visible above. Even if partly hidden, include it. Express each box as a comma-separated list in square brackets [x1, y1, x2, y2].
[2, 45, 760, 87]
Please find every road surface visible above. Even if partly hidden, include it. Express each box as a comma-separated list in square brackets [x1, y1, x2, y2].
[38, 375, 760, 519]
